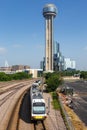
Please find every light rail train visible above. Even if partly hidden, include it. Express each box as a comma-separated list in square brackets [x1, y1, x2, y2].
[30, 84, 47, 120]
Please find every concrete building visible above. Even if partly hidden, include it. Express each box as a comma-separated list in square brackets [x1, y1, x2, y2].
[29, 69, 43, 78]
[43, 4, 57, 72]
[0, 65, 43, 78]
[0, 67, 12, 72]
[64, 58, 76, 70]
[11, 65, 30, 71]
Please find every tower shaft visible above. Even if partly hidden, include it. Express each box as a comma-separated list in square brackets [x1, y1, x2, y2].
[45, 16, 53, 71]
[43, 4, 57, 72]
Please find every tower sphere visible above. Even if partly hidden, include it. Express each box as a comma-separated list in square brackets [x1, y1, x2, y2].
[43, 4, 57, 18]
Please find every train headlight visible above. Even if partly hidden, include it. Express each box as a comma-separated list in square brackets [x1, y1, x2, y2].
[34, 116, 43, 119]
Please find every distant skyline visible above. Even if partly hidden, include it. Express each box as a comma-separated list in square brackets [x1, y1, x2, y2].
[0, 0, 87, 70]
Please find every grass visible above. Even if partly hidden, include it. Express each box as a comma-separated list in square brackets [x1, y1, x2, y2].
[51, 92, 60, 110]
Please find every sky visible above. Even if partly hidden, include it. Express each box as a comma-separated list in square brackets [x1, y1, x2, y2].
[0, 0, 87, 70]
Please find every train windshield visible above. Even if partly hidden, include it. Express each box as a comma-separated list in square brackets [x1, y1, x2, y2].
[33, 103, 45, 114]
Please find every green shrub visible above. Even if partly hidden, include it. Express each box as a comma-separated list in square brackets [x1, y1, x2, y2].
[45, 72, 63, 92]
[0, 72, 32, 81]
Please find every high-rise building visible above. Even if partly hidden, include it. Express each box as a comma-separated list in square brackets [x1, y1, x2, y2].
[40, 41, 76, 71]
[64, 58, 76, 70]
[40, 57, 45, 71]
[54, 42, 60, 54]
[43, 4, 57, 72]
[53, 42, 60, 71]
[53, 42, 64, 71]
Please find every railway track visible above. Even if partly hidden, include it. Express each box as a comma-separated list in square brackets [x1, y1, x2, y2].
[33, 120, 47, 130]
[0, 81, 17, 88]
[0, 84, 25, 106]
[0, 83, 24, 95]
[0, 79, 35, 94]
[0, 79, 67, 130]
[6, 89, 27, 130]
[0, 79, 38, 130]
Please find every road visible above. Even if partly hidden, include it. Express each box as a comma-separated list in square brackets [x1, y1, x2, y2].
[65, 80, 87, 126]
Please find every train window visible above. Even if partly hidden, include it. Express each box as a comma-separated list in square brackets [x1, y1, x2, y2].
[33, 102, 45, 114]
[33, 107, 45, 111]
[33, 102, 45, 106]
[33, 106, 45, 114]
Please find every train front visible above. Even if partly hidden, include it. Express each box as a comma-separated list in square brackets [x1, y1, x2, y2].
[31, 98, 47, 120]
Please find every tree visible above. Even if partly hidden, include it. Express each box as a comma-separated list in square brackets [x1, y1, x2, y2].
[80, 71, 87, 79]
[0, 72, 32, 81]
[45, 73, 63, 92]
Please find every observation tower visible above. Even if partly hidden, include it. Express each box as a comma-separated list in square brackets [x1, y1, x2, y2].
[43, 4, 57, 71]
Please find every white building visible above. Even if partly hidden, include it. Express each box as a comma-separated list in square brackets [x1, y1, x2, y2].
[64, 58, 76, 70]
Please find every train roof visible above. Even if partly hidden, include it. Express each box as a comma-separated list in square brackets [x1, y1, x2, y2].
[32, 91, 43, 99]
[30, 84, 44, 102]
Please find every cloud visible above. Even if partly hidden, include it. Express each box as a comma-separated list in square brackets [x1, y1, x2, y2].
[0, 47, 7, 55]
